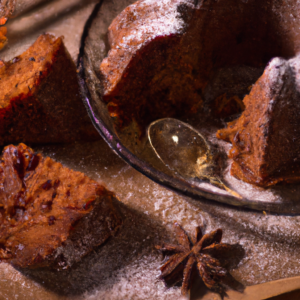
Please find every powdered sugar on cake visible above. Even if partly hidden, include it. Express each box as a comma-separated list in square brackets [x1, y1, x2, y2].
[113, 0, 194, 49]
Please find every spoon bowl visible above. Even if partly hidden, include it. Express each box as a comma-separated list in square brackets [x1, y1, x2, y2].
[148, 118, 243, 199]
[148, 118, 211, 179]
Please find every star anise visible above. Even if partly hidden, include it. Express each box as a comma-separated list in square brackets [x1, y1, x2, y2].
[156, 222, 233, 296]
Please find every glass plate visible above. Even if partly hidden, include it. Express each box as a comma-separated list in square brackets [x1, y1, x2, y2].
[78, 0, 300, 214]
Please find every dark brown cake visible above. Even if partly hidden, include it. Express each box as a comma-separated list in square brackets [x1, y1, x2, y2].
[217, 56, 300, 187]
[0, 33, 99, 145]
[0, 143, 122, 269]
[99, 0, 279, 136]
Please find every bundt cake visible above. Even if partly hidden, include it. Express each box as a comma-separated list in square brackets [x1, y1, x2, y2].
[0, 33, 99, 145]
[99, 0, 280, 136]
[0, 143, 122, 269]
[217, 56, 300, 187]
[98, 0, 300, 187]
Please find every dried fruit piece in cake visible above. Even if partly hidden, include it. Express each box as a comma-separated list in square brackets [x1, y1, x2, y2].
[0, 143, 122, 269]
[0, 33, 98, 145]
[0, 25, 7, 50]
[217, 56, 300, 186]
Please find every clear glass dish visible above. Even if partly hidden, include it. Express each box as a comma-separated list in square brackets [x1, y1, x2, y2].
[78, 0, 300, 214]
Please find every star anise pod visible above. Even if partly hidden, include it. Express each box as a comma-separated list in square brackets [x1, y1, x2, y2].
[156, 222, 233, 296]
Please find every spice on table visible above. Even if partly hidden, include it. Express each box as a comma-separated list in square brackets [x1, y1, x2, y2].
[156, 222, 235, 296]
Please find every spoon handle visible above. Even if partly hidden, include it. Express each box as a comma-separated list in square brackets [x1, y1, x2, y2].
[207, 176, 243, 199]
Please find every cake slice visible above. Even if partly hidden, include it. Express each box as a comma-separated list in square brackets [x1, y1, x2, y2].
[0, 33, 98, 145]
[99, 0, 275, 136]
[0, 143, 122, 269]
[217, 56, 300, 187]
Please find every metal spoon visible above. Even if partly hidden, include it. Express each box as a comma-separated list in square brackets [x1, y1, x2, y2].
[148, 118, 242, 199]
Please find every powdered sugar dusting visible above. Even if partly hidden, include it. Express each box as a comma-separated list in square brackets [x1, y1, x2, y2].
[113, 0, 194, 50]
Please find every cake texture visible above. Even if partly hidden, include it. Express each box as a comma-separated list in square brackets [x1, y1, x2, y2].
[99, 0, 278, 136]
[0, 33, 98, 145]
[0, 24, 6, 50]
[217, 56, 300, 187]
[0, 143, 122, 269]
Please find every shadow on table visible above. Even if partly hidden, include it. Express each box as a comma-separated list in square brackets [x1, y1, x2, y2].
[266, 289, 300, 300]
[17, 201, 171, 296]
